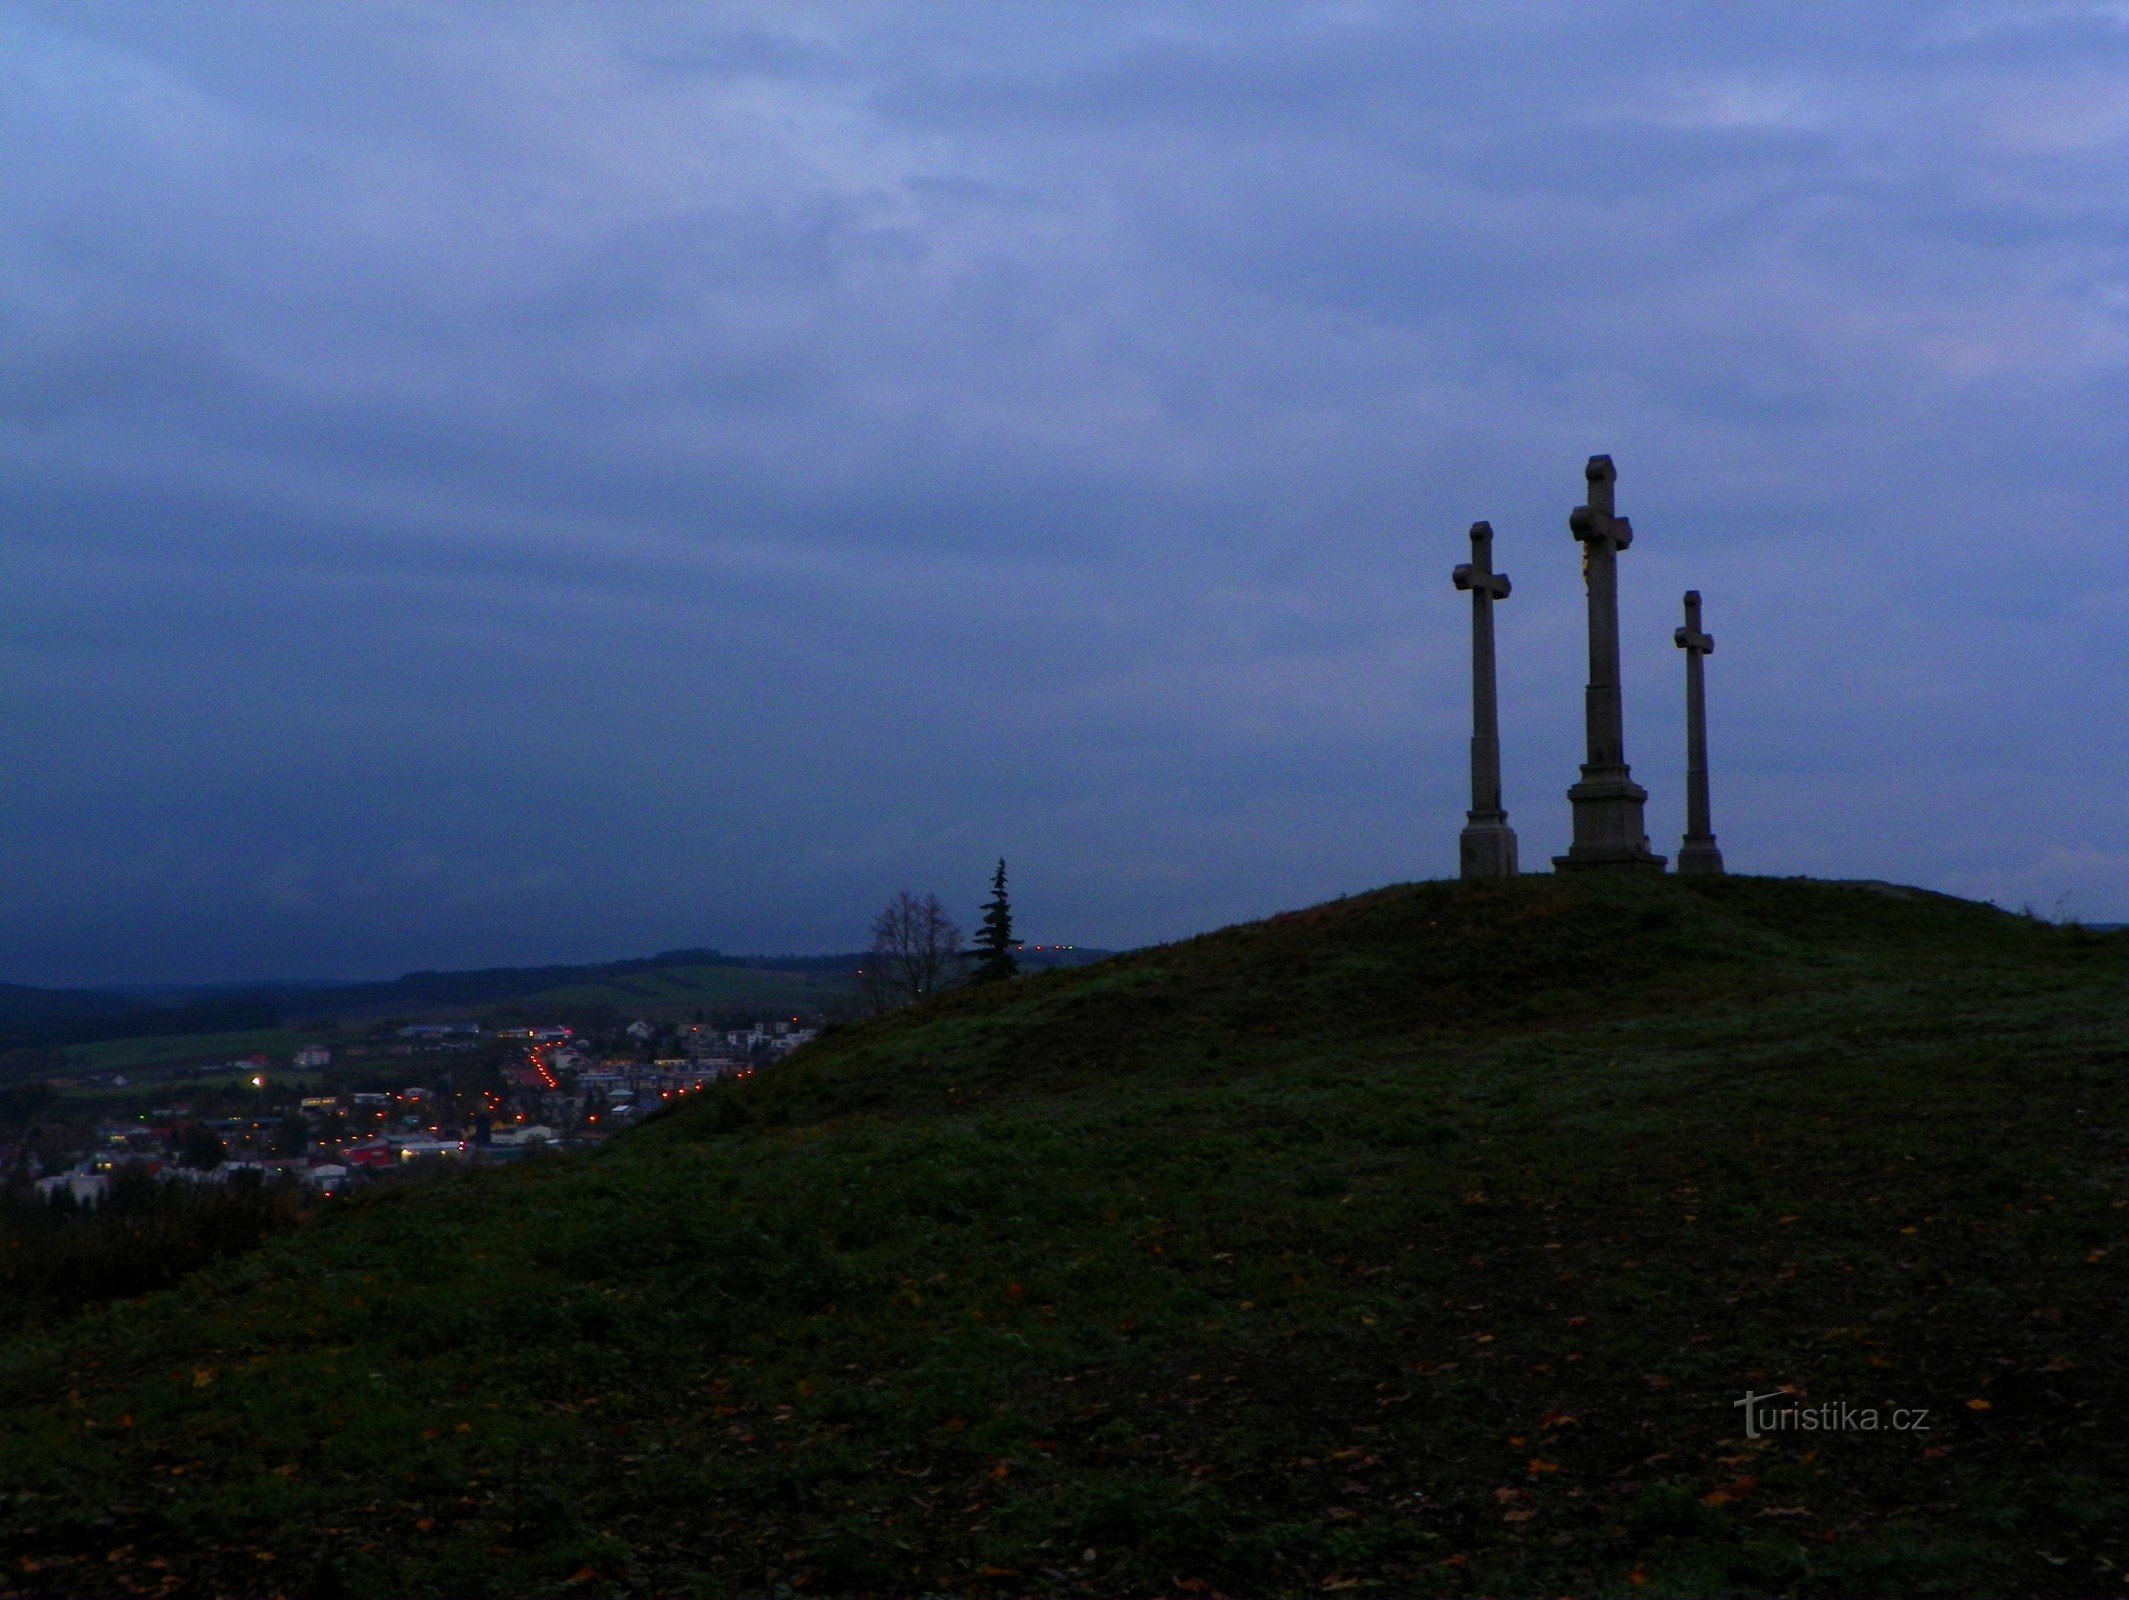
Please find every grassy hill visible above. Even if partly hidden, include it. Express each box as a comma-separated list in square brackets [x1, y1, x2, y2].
[1, 875, 2124, 1598]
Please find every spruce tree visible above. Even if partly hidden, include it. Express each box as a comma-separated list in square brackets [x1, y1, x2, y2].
[972, 858, 1019, 983]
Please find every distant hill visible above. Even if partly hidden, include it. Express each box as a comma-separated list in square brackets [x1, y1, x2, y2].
[0, 945, 1117, 1070]
[10, 878, 2112, 1595]
[0, 987, 281, 1059]
[245, 948, 861, 1021]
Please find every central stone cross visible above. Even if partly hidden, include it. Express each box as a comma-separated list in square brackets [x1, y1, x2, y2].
[1554, 455, 1665, 872]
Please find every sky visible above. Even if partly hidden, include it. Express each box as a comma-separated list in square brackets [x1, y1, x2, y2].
[7, 2, 2129, 985]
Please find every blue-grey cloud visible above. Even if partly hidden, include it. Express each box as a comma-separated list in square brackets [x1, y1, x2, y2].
[6, 2, 2129, 982]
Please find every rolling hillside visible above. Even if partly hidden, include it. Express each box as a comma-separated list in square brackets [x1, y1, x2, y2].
[0, 875, 2123, 1598]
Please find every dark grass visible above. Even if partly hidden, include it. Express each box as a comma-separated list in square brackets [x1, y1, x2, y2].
[0, 874, 2124, 1598]
[0, 1170, 311, 1337]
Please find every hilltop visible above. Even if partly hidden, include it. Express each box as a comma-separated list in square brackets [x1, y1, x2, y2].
[0, 875, 2124, 1597]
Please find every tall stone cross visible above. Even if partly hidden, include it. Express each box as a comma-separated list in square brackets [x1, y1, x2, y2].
[1453, 520, 1518, 879]
[1673, 590, 1724, 875]
[1554, 455, 1665, 872]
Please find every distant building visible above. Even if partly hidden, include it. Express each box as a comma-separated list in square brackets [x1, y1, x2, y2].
[294, 1045, 332, 1068]
[491, 1125, 556, 1148]
[344, 1139, 395, 1170]
[36, 1171, 108, 1207]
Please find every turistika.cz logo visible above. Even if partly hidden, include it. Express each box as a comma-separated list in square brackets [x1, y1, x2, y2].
[1735, 1389, 1931, 1439]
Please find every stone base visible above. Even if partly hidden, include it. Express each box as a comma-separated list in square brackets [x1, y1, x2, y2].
[1676, 837, 1725, 876]
[1459, 817, 1519, 880]
[1553, 846, 1667, 872]
[1555, 766, 1665, 872]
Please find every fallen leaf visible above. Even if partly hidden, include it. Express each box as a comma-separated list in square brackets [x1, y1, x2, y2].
[1627, 1567, 1650, 1586]
[1965, 1398, 1992, 1412]
[192, 1369, 215, 1388]
[1702, 1476, 1758, 1506]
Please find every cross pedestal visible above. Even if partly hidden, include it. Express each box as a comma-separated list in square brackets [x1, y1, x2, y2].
[1554, 455, 1665, 873]
[1674, 589, 1725, 876]
[1453, 520, 1517, 879]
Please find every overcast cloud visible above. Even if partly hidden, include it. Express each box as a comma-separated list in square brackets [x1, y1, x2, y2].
[5, 2, 2129, 983]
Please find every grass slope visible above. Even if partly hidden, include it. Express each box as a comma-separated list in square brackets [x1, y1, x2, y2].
[1, 875, 2124, 1599]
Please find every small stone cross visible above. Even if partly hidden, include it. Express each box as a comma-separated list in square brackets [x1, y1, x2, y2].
[1674, 589, 1713, 658]
[1453, 521, 1511, 602]
[1673, 588, 1724, 876]
[1568, 454, 1633, 551]
[1452, 519, 1516, 879]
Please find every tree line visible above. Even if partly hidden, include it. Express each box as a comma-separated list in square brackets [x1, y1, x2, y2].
[859, 859, 1020, 1014]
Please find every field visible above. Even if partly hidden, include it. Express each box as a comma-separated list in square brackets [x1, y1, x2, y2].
[56, 1028, 319, 1078]
[0, 874, 2123, 1598]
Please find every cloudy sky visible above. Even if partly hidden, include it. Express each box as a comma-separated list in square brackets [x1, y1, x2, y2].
[6, 2, 2129, 984]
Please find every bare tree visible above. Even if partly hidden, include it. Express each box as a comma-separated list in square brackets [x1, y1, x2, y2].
[860, 891, 965, 1014]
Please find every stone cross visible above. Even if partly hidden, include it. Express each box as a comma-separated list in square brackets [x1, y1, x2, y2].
[1554, 455, 1665, 872]
[1452, 520, 1518, 879]
[1673, 589, 1724, 875]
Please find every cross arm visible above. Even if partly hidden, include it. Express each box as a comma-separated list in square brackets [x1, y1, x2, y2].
[1453, 564, 1511, 598]
[1569, 508, 1632, 550]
